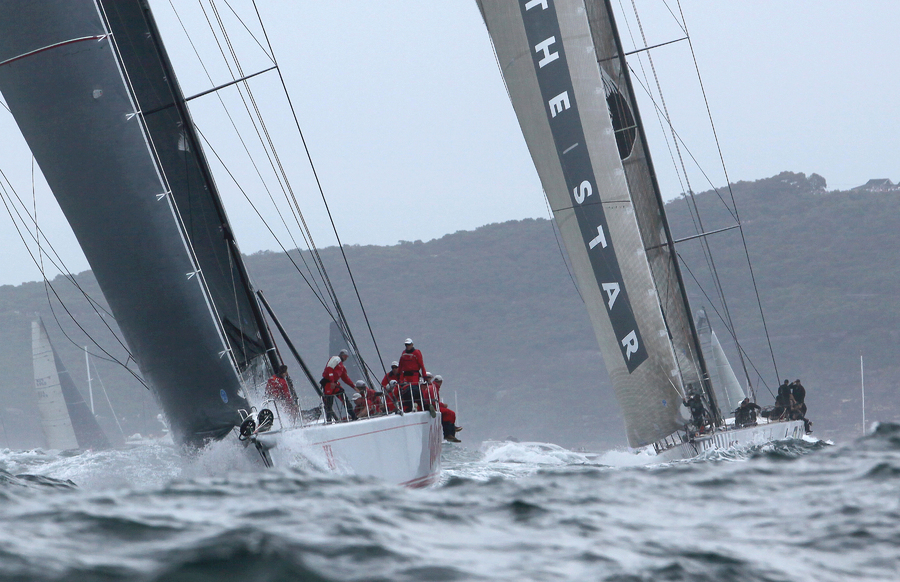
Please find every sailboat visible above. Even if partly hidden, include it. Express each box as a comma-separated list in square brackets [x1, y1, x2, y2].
[31, 318, 110, 451]
[476, 0, 805, 459]
[0, 0, 439, 485]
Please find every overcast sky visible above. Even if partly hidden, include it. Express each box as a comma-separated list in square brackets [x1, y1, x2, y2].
[1, 1, 898, 288]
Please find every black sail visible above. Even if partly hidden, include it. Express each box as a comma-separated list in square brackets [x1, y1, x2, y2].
[0, 0, 274, 445]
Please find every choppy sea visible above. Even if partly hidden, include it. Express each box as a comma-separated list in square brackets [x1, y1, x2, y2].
[1, 423, 898, 582]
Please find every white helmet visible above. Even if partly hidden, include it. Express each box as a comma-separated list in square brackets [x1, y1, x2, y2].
[355, 380, 366, 389]
[404, 338, 413, 345]
[339, 349, 349, 357]
[425, 373, 434, 380]
[434, 375, 443, 382]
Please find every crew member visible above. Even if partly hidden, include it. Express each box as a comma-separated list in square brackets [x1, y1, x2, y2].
[321, 349, 356, 422]
[439, 401, 462, 442]
[734, 398, 761, 428]
[381, 361, 401, 388]
[265, 364, 299, 420]
[791, 379, 807, 417]
[352, 380, 382, 418]
[398, 338, 427, 384]
[683, 393, 709, 432]
[398, 338, 427, 411]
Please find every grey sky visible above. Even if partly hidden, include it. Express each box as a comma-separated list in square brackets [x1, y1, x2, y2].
[1, 1, 898, 288]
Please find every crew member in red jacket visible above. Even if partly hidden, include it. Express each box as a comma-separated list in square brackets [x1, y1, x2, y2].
[352, 380, 383, 418]
[381, 361, 401, 388]
[265, 364, 299, 421]
[320, 349, 356, 421]
[440, 402, 462, 442]
[398, 339, 426, 383]
[397, 339, 427, 411]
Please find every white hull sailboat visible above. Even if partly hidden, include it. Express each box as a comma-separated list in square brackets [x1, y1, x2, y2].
[477, 0, 810, 459]
[0, 0, 437, 485]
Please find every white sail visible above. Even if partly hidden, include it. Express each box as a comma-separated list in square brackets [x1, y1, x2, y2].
[696, 310, 745, 414]
[476, 0, 713, 446]
[31, 320, 79, 450]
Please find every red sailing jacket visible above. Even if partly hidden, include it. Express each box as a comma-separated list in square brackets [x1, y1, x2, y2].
[322, 356, 353, 395]
[266, 375, 298, 416]
[397, 348, 426, 381]
[381, 369, 401, 388]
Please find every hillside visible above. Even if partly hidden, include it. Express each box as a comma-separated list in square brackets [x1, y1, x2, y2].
[0, 171, 896, 449]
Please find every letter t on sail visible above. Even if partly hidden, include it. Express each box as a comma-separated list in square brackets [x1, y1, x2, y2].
[524, 0, 549, 10]
[589, 225, 608, 249]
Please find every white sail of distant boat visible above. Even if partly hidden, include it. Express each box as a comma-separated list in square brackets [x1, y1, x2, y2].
[31, 319, 110, 450]
[476, 0, 806, 458]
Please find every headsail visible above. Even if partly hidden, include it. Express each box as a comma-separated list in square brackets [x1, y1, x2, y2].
[0, 0, 276, 445]
[477, 0, 713, 446]
[32, 319, 110, 450]
[696, 309, 745, 415]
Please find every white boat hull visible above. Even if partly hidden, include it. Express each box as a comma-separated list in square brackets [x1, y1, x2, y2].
[654, 419, 807, 462]
[251, 411, 443, 487]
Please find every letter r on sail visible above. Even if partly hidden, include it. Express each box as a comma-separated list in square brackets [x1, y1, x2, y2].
[589, 225, 607, 249]
[621, 331, 639, 360]
[534, 37, 559, 68]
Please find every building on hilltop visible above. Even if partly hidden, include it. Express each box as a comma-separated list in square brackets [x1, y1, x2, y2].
[852, 179, 898, 192]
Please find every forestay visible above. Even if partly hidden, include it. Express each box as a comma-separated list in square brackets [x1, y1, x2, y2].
[477, 0, 710, 446]
[0, 0, 274, 445]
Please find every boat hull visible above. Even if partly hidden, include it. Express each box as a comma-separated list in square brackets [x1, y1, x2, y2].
[252, 412, 443, 487]
[654, 419, 807, 462]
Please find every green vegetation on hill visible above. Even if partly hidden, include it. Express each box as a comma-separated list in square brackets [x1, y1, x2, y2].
[0, 171, 895, 449]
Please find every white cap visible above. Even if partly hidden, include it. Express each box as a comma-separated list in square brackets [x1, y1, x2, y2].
[425, 373, 434, 380]
[434, 375, 443, 382]
[351, 392, 362, 400]
[404, 338, 413, 345]
[391, 361, 399, 367]
[339, 349, 349, 357]
[388, 380, 398, 387]
[355, 380, 366, 389]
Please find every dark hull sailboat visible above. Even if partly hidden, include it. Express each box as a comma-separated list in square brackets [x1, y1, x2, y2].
[476, 0, 805, 457]
[0, 0, 441, 484]
[0, 0, 276, 446]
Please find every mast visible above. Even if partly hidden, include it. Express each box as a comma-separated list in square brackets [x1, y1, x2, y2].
[600, 0, 720, 424]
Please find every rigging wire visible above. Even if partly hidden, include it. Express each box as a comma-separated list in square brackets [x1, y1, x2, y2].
[626, 0, 746, 394]
[249, 0, 387, 378]
[0, 173, 149, 388]
[675, 0, 780, 384]
[202, 0, 378, 382]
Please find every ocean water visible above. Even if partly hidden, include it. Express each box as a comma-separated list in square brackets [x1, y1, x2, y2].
[0, 425, 898, 582]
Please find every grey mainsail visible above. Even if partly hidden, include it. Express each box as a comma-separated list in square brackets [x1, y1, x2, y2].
[0, 0, 277, 445]
[32, 319, 110, 450]
[477, 0, 715, 446]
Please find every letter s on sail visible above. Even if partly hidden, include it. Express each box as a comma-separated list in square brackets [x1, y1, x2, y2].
[574, 180, 592, 204]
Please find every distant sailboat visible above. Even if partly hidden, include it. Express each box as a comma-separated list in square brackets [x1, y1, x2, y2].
[31, 319, 110, 450]
[477, 0, 805, 458]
